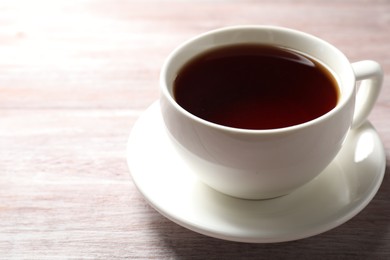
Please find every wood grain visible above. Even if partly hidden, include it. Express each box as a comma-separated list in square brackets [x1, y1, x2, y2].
[0, 0, 389, 259]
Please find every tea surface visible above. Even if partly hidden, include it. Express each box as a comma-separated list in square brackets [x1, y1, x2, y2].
[174, 44, 339, 129]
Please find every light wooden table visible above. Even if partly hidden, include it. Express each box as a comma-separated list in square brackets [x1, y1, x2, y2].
[1, 0, 389, 259]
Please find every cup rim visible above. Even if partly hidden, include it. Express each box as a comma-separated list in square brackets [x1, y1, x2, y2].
[160, 25, 355, 134]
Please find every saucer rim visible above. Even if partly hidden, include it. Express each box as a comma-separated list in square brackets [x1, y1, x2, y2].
[127, 101, 386, 243]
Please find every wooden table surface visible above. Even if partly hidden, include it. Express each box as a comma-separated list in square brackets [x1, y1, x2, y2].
[1, 0, 389, 259]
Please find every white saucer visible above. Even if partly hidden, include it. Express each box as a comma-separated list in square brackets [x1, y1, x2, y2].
[127, 102, 386, 243]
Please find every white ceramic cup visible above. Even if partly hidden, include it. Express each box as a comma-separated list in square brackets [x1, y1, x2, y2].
[160, 26, 383, 200]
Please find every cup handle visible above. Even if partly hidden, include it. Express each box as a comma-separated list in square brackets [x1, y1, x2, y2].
[351, 60, 383, 129]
